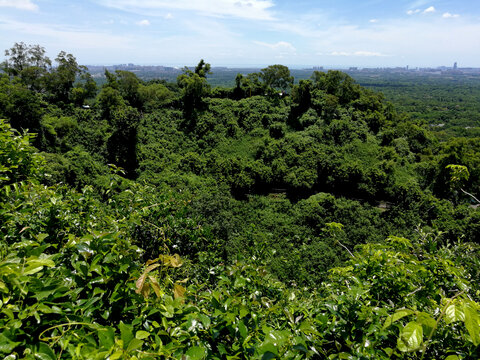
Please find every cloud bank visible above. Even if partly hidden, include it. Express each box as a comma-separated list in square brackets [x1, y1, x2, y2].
[96, 0, 275, 20]
[0, 0, 38, 11]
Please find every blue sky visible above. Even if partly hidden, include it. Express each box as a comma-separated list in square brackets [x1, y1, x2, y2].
[1, 0, 479, 67]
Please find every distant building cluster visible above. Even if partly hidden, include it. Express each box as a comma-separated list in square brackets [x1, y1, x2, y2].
[85, 62, 480, 81]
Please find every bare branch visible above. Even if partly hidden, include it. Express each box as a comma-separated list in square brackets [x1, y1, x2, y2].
[460, 188, 480, 204]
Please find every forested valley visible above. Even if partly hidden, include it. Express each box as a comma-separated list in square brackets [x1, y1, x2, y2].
[1, 43, 480, 359]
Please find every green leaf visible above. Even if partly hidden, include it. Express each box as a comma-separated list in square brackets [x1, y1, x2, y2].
[0, 333, 20, 354]
[35, 233, 49, 242]
[23, 256, 55, 275]
[126, 338, 144, 352]
[119, 321, 134, 350]
[198, 313, 211, 329]
[257, 342, 278, 357]
[109, 351, 124, 360]
[185, 345, 207, 360]
[263, 330, 290, 350]
[234, 276, 246, 288]
[35, 343, 56, 360]
[97, 327, 115, 349]
[397, 321, 423, 352]
[136, 330, 150, 340]
[445, 356, 461, 360]
[416, 312, 437, 338]
[383, 309, 414, 329]
[463, 301, 480, 346]
[238, 320, 248, 339]
[445, 303, 465, 324]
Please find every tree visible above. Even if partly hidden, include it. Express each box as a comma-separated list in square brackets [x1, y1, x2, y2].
[194, 59, 211, 78]
[233, 73, 245, 99]
[289, 79, 313, 128]
[138, 83, 175, 111]
[45, 51, 85, 103]
[117, 70, 145, 108]
[446, 164, 479, 204]
[177, 60, 212, 119]
[312, 70, 360, 104]
[96, 86, 126, 121]
[107, 106, 140, 178]
[71, 72, 97, 106]
[0, 74, 43, 132]
[0, 119, 42, 186]
[260, 64, 294, 91]
[1, 42, 51, 91]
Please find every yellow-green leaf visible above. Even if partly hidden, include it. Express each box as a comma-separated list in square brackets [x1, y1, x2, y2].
[144, 263, 161, 274]
[174, 283, 186, 299]
[445, 303, 465, 324]
[397, 321, 423, 352]
[135, 330, 150, 340]
[463, 301, 480, 346]
[170, 254, 183, 268]
[135, 273, 147, 295]
[383, 309, 414, 329]
[148, 275, 163, 298]
[109, 351, 123, 360]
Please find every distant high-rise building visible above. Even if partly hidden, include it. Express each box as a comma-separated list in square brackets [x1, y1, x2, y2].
[454, 62, 458, 70]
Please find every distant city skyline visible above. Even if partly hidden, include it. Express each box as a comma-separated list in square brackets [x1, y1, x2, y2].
[1, 0, 479, 68]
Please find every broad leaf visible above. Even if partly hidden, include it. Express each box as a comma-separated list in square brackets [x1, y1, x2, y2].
[463, 301, 480, 346]
[416, 312, 436, 338]
[136, 330, 150, 340]
[383, 309, 414, 329]
[119, 321, 134, 350]
[174, 283, 186, 299]
[185, 345, 207, 360]
[445, 303, 465, 324]
[97, 327, 115, 349]
[397, 321, 423, 352]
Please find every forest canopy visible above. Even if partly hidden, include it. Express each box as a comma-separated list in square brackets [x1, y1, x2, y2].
[1, 43, 480, 359]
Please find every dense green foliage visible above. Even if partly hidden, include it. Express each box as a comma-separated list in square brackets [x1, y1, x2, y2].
[1, 43, 480, 358]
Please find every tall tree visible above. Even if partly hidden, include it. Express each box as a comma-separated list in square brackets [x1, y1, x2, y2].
[71, 72, 98, 106]
[194, 59, 211, 78]
[107, 106, 140, 178]
[115, 70, 142, 108]
[0, 74, 43, 132]
[1, 42, 51, 91]
[46, 51, 84, 103]
[177, 60, 211, 120]
[260, 64, 294, 91]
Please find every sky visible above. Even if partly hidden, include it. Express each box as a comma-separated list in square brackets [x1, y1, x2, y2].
[1, 0, 480, 68]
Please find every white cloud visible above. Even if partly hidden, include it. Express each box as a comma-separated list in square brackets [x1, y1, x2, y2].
[328, 50, 388, 57]
[265, 10, 480, 66]
[136, 19, 150, 26]
[407, 6, 436, 16]
[0, 0, 38, 11]
[329, 51, 350, 56]
[354, 51, 388, 57]
[0, 18, 134, 57]
[369, 19, 378, 23]
[96, 0, 275, 20]
[254, 40, 296, 51]
[423, 6, 436, 14]
[164, 13, 173, 19]
[443, 12, 460, 19]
